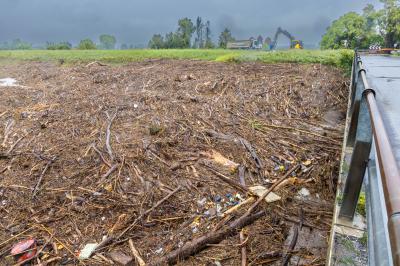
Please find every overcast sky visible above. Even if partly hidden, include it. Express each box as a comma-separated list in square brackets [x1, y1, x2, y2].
[0, 0, 382, 48]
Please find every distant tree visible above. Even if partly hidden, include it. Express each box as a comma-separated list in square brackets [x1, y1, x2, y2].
[194, 16, 204, 48]
[148, 34, 164, 49]
[362, 5, 385, 46]
[77, 39, 97, 50]
[8, 39, 32, 50]
[99, 34, 116, 49]
[320, 12, 369, 49]
[204, 20, 215, 48]
[164, 32, 184, 48]
[177, 18, 195, 48]
[120, 43, 128, 50]
[218, 28, 235, 48]
[321, 1, 399, 49]
[377, 0, 400, 47]
[46, 41, 72, 50]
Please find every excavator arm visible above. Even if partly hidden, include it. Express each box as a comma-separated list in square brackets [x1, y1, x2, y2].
[270, 27, 302, 50]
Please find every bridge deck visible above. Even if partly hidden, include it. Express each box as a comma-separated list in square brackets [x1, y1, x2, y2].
[361, 55, 400, 162]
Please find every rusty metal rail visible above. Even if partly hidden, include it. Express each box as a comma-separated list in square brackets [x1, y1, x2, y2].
[339, 53, 400, 265]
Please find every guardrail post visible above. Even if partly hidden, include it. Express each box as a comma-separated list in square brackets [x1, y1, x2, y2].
[346, 70, 366, 147]
[339, 90, 372, 220]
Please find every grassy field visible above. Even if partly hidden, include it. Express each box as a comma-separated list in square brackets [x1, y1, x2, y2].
[0, 49, 354, 71]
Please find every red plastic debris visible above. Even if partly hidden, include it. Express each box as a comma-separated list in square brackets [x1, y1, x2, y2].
[17, 249, 37, 263]
[11, 239, 36, 255]
[10, 238, 37, 263]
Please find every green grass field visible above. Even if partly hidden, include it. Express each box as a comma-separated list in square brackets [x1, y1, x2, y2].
[0, 49, 354, 72]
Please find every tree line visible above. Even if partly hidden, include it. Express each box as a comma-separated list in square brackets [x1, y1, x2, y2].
[321, 0, 400, 49]
[0, 34, 118, 50]
[148, 16, 235, 49]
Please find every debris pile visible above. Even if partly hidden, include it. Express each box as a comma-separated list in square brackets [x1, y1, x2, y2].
[0, 60, 347, 265]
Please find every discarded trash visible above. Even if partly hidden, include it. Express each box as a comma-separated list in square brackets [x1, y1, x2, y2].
[155, 247, 163, 254]
[298, 187, 311, 198]
[214, 195, 222, 202]
[274, 165, 285, 172]
[11, 238, 37, 262]
[249, 185, 281, 202]
[109, 251, 133, 266]
[225, 193, 240, 206]
[197, 197, 207, 206]
[78, 243, 98, 259]
[0, 78, 17, 87]
[11, 238, 36, 255]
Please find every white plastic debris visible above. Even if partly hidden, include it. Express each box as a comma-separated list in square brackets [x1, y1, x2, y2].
[0, 78, 17, 87]
[249, 185, 281, 202]
[78, 243, 98, 259]
[197, 197, 207, 206]
[298, 188, 311, 197]
[133, 103, 138, 108]
[155, 247, 163, 254]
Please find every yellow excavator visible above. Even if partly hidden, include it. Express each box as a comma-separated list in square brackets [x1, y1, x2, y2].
[269, 27, 303, 50]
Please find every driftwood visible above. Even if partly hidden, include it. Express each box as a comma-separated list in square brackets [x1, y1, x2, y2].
[282, 209, 303, 265]
[206, 166, 250, 194]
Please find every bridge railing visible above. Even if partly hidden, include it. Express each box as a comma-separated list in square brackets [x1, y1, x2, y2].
[339, 52, 400, 265]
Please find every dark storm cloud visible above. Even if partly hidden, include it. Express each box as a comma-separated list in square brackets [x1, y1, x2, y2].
[0, 0, 382, 47]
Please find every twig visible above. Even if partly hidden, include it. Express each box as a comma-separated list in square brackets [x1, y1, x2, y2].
[206, 166, 250, 194]
[1, 119, 14, 147]
[86, 61, 108, 67]
[98, 164, 118, 184]
[118, 185, 181, 239]
[129, 239, 146, 266]
[95, 186, 182, 254]
[0, 228, 32, 248]
[91, 144, 112, 167]
[257, 124, 341, 144]
[32, 157, 56, 198]
[238, 165, 246, 187]
[240, 230, 247, 266]
[238, 164, 248, 266]
[105, 110, 117, 162]
[7, 131, 29, 155]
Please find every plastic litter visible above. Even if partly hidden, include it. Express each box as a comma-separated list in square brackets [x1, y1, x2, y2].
[78, 243, 98, 259]
[0, 78, 17, 87]
[11, 238, 37, 263]
[298, 187, 311, 197]
[249, 185, 281, 202]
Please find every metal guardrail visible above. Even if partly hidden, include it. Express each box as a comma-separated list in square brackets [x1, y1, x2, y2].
[339, 53, 400, 265]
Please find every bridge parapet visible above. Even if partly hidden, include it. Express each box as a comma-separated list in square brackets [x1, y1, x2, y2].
[328, 52, 400, 266]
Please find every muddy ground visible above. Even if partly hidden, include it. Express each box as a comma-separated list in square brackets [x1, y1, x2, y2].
[0, 59, 347, 265]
